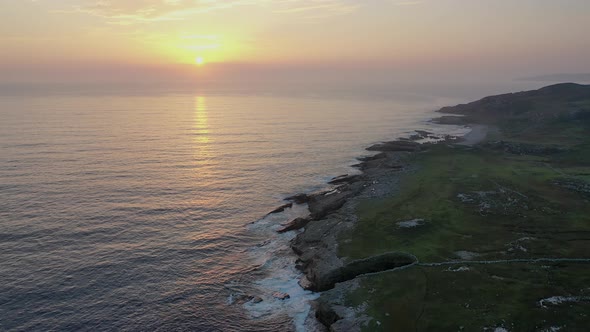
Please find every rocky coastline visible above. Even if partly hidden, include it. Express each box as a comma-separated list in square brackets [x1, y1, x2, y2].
[263, 83, 590, 331]
[266, 130, 466, 330]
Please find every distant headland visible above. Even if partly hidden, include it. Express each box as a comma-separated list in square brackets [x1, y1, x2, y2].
[270, 83, 590, 331]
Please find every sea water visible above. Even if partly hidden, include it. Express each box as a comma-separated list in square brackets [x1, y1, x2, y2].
[0, 83, 533, 331]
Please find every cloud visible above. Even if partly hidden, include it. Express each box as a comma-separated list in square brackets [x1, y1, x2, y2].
[53, 0, 359, 24]
[395, 1, 423, 6]
[274, 2, 358, 16]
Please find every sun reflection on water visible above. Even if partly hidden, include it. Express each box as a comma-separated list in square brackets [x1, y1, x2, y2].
[192, 96, 214, 169]
[191, 95, 225, 209]
[194, 96, 210, 145]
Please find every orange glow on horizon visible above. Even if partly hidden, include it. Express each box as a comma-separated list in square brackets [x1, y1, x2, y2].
[1, 1, 589, 83]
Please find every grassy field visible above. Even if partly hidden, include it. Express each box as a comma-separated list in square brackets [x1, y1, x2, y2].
[340, 142, 590, 263]
[329, 86, 590, 330]
[345, 263, 590, 331]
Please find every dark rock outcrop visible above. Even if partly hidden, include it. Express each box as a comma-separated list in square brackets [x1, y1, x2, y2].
[354, 157, 404, 171]
[366, 140, 420, 152]
[277, 217, 312, 233]
[307, 187, 356, 220]
[273, 292, 290, 300]
[309, 252, 418, 292]
[285, 193, 310, 204]
[265, 202, 293, 216]
[315, 301, 341, 328]
[409, 130, 437, 141]
[357, 152, 387, 162]
[284, 135, 417, 328]
[328, 174, 363, 185]
[555, 178, 590, 199]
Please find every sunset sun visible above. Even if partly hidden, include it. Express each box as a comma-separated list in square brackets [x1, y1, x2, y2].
[195, 57, 204, 66]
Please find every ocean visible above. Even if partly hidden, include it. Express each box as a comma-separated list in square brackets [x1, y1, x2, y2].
[0, 83, 533, 331]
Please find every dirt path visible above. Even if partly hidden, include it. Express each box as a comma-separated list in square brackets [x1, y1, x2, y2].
[419, 257, 590, 267]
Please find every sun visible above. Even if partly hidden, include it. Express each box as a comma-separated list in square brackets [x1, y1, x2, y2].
[195, 57, 204, 66]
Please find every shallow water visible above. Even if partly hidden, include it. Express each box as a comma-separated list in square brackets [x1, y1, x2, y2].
[0, 86, 473, 331]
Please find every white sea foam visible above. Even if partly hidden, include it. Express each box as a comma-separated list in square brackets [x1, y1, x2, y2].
[242, 117, 476, 330]
[246, 203, 320, 332]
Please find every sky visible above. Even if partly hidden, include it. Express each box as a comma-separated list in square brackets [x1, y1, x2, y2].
[1, 0, 589, 85]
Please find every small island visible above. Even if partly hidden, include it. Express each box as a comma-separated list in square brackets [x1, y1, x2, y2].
[284, 83, 590, 331]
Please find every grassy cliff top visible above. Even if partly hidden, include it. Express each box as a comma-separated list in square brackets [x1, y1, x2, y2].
[438, 83, 590, 127]
[323, 83, 590, 331]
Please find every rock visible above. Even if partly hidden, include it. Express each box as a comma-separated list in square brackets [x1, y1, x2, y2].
[265, 202, 293, 216]
[366, 140, 420, 152]
[357, 152, 387, 162]
[307, 188, 354, 220]
[330, 174, 349, 181]
[257, 239, 271, 247]
[357, 158, 401, 171]
[454, 250, 480, 260]
[328, 174, 363, 185]
[298, 276, 313, 290]
[415, 130, 433, 136]
[272, 292, 290, 300]
[233, 294, 254, 304]
[409, 130, 434, 141]
[554, 178, 590, 198]
[251, 296, 263, 303]
[285, 193, 309, 204]
[443, 134, 460, 142]
[354, 153, 390, 169]
[331, 318, 365, 332]
[315, 300, 341, 327]
[277, 217, 312, 233]
[310, 252, 418, 292]
[396, 218, 426, 228]
[456, 186, 532, 216]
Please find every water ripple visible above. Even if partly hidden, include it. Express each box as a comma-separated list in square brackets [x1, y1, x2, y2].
[0, 90, 466, 331]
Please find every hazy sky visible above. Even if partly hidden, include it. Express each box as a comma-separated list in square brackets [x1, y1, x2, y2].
[1, 0, 589, 84]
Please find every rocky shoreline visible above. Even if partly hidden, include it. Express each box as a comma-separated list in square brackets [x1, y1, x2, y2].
[264, 127, 467, 330]
[264, 83, 590, 331]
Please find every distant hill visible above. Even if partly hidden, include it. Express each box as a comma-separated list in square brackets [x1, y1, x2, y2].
[438, 83, 590, 124]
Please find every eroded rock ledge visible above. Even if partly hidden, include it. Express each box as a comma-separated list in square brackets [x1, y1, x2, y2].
[280, 139, 429, 329]
[309, 252, 417, 292]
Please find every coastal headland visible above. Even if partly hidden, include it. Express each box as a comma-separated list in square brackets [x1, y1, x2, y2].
[272, 83, 590, 331]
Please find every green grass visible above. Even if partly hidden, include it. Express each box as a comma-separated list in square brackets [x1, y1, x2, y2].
[338, 144, 590, 263]
[330, 112, 590, 330]
[344, 263, 590, 332]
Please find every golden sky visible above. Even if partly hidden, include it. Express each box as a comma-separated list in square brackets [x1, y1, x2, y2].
[1, 0, 589, 83]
